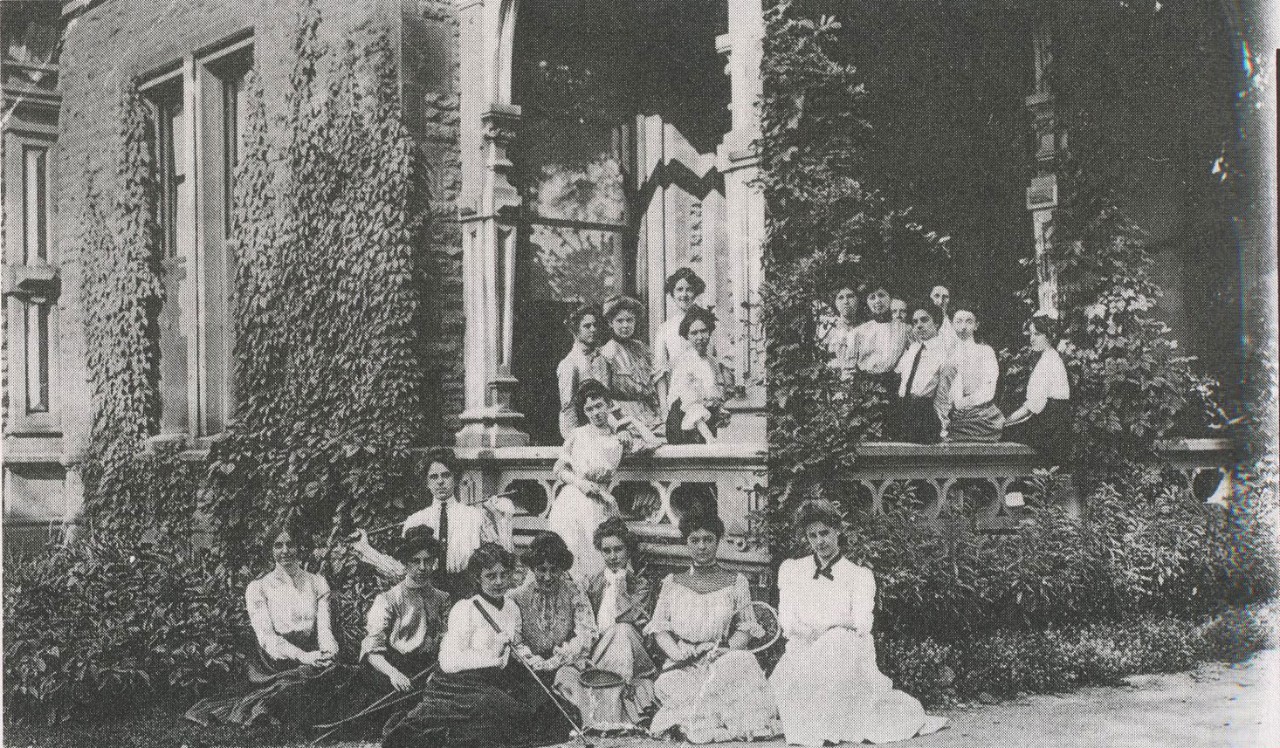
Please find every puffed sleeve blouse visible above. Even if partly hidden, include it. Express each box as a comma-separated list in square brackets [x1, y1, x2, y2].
[438, 595, 522, 673]
[1022, 346, 1071, 414]
[245, 567, 338, 662]
[777, 556, 874, 645]
[644, 572, 763, 645]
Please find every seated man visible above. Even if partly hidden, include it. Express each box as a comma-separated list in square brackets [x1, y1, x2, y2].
[942, 304, 1005, 442]
[888, 302, 950, 444]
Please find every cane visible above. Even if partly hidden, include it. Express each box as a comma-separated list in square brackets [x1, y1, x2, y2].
[309, 663, 437, 745]
[470, 599, 594, 747]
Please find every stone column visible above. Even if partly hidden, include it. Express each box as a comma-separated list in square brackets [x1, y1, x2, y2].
[715, 0, 766, 445]
[1026, 24, 1059, 315]
[455, 0, 529, 447]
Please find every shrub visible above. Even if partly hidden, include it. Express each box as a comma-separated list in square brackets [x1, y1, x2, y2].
[3, 537, 247, 725]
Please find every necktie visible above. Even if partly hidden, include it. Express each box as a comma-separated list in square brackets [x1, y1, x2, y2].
[438, 499, 449, 556]
[813, 554, 841, 580]
[902, 344, 925, 398]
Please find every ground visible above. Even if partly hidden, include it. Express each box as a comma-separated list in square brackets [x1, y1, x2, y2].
[5, 650, 1277, 748]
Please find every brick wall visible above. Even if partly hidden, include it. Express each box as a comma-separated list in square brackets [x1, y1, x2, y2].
[53, 0, 466, 465]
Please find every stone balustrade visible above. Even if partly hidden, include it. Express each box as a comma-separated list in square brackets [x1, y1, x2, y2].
[454, 437, 1235, 586]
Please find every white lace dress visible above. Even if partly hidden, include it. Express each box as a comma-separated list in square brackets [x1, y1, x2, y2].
[547, 425, 625, 585]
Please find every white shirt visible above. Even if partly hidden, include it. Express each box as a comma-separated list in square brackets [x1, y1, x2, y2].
[594, 567, 627, 629]
[403, 498, 493, 573]
[777, 555, 875, 645]
[1023, 346, 1070, 414]
[895, 336, 948, 398]
[669, 352, 725, 430]
[245, 567, 338, 661]
[948, 339, 1000, 409]
[850, 320, 910, 374]
[439, 595, 522, 673]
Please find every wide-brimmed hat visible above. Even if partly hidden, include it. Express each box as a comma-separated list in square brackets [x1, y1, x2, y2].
[602, 294, 646, 322]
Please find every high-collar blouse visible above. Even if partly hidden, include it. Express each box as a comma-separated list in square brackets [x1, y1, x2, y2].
[245, 566, 338, 662]
[777, 555, 875, 647]
[360, 578, 451, 661]
[510, 574, 596, 660]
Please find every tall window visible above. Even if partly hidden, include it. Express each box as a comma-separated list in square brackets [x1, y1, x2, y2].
[23, 146, 48, 264]
[143, 39, 252, 440]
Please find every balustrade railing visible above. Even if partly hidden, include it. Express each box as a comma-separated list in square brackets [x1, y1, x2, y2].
[455, 437, 1234, 585]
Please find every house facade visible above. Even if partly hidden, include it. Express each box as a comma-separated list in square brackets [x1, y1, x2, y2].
[2, 0, 1253, 564]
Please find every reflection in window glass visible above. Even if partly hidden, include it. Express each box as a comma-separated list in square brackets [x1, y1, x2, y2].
[526, 225, 626, 303]
[157, 91, 188, 259]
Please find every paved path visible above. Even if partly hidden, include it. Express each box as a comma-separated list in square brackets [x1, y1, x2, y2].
[544, 649, 1278, 748]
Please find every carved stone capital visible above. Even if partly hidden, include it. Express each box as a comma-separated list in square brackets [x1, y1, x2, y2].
[481, 104, 522, 145]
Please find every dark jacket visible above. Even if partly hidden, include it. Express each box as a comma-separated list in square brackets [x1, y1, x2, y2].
[584, 568, 654, 629]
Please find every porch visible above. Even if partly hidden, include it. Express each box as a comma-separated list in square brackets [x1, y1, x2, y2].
[457, 437, 1235, 588]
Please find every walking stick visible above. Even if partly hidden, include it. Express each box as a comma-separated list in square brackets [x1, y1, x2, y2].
[470, 599, 594, 748]
[309, 664, 437, 745]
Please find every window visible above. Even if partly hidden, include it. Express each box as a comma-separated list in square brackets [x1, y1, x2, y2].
[143, 37, 252, 440]
[3, 132, 59, 430]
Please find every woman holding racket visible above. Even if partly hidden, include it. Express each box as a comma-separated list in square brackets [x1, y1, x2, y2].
[645, 512, 781, 743]
[771, 499, 948, 745]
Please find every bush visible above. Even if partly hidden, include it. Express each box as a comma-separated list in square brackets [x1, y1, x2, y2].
[877, 604, 1272, 709]
[831, 462, 1277, 643]
[3, 536, 247, 725]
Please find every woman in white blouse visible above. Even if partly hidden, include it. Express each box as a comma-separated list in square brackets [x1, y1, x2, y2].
[185, 523, 344, 728]
[383, 543, 571, 748]
[942, 305, 1005, 442]
[655, 267, 707, 412]
[771, 500, 947, 746]
[1003, 313, 1072, 464]
[666, 306, 732, 444]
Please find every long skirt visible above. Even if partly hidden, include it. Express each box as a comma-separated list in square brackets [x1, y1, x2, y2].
[184, 632, 350, 728]
[1004, 398, 1072, 465]
[665, 398, 721, 445]
[547, 484, 614, 586]
[771, 628, 947, 746]
[382, 662, 572, 748]
[555, 623, 657, 731]
[649, 650, 781, 744]
[324, 649, 437, 739]
[948, 402, 1005, 443]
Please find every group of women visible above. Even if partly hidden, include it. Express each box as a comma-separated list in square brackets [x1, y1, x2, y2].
[825, 278, 1073, 464]
[559, 266, 734, 450]
[188, 496, 946, 747]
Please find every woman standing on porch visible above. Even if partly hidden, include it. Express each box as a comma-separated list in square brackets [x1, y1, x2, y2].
[655, 267, 707, 411]
[771, 499, 947, 745]
[549, 379, 635, 586]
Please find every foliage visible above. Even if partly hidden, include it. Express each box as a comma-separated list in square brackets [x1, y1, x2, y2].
[3, 531, 247, 725]
[204, 3, 432, 563]
[759, 0, 951, 534]
[780, 461, 1278, 644]
[879, 603, 1274, 709]
[80, 82, 164, 527]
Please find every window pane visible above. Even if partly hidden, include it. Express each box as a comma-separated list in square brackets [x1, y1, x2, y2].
[23, 146, 48, 263]
[158, 94, 186, 259]
[25, 303, 50, 413]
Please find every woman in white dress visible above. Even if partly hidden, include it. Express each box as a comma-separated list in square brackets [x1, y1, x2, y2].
[655, 267, 707, 411]
[598, 295, 664, 438]
[823, 282, 860, 378]
[771, 500, 947, 746]
[549, 379, 635, 586]
[646, 512, 781, 744]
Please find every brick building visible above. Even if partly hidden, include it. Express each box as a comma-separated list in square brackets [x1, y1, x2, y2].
[2, 0, 1261, 563]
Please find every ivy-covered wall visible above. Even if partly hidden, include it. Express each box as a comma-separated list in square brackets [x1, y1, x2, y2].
[46, 0, 464, 520]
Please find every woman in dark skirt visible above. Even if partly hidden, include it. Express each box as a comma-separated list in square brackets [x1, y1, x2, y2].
[185, 522, 348, 728]
[382, 543, 573, 748]
[1003, 313, 1072, 464]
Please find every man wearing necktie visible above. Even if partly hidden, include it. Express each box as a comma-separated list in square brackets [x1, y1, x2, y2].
[888, 302, 950, 443]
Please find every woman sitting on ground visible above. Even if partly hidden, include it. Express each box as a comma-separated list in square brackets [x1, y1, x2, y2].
[770, 499, 948, 745]
[666, 306, 733, 444]
[646, 511, 781, 743]
[348, 527, 450, 736]
[382, 543, 572, 748]
[185, 522, 346, 728]
[509, 532, 606, 725]
[574, 517, 658, 731]
[549, 379, 643, 586]
[1003, 312, 1072, 464]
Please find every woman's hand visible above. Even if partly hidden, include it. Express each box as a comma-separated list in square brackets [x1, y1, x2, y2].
[387, 668, 413, 692]
[298, 650, 329, 667]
